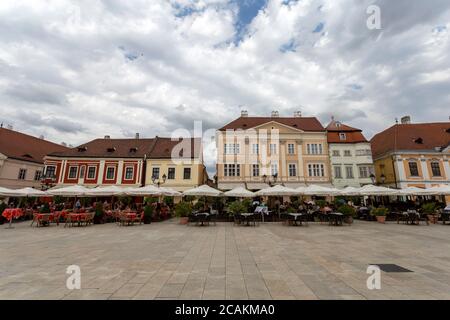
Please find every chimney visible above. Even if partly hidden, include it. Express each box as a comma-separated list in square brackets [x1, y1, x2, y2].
[39, 135, 45, 140]
[401, 116, 411, 124]
[241, 110, 248, 117]
[135, 133, 140, 139]
[271, 110, 279, 118]
[293, 111, 302, 118]
[104, 135, 110, 139]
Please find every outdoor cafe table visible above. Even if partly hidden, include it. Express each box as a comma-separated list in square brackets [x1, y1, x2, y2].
[2, 208, 24, 229]
[240, 213, 256, 226]
[194, 212, 209, 226]
[288, 213, 304, 226]
[328, 212, 344, 226]
[32, 213, 54, 227]
[64, 213, 88, 227]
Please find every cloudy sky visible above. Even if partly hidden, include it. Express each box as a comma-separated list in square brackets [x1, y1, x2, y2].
[0, 0, 449, 175]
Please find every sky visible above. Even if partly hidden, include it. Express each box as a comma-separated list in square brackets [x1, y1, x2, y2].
[0, 0, 449, 177]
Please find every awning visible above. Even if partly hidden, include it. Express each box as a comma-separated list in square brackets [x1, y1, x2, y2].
[246, 183, 270, 191]
[217, 182, 245, 190]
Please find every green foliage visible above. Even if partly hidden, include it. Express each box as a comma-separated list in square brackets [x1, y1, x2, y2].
[53, 196, 65, 205]
[95, 202, 104, 217]
[371, 207, 389, 217]
[144, 205, 154, 218]
[163, 196, 173, 207]
[118, 196, 133, 207]
[421, 202, 437, 214]
[145, 197, 159, 205]
[40, 203, 50, 214]
[175, 201, 192, 217]
[316, 200, 327, 208]
[227, 201, 247, 215]
[241, 199, 252, 212]
[287, 207, 297, 214]
[337, 204, 356, 217]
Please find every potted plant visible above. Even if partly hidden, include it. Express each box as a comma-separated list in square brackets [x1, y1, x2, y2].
[337, 204, 356, 224]
[94, 202, 104, 224]
[371, 207, 388, 224]
[143, 203, 153, 224]
[175, 201, 192, 224]
[228, 201, 246, 216]
[422, 202, 438, 224]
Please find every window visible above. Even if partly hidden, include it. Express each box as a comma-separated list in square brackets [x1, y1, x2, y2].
[224, 164, 240, 177]
[79, 166, 85, 179]
[68, 166, 78, 179]
[346, 166, 354, 179]
[168, 167, 176, 180]
[288, 144, 295, 155]
[34, 170, 42, 181]
[106, 167, 116, 180]
[307, 144, 322, 155]
[431, 162, 441, 177]
[183, 168, 191, 180]
[224, 144, 240, 154]
[332, 150, 340, 157]
[270, 144, 278, 155]
[252, 144, 259, 154]
[344, 150, 351, 157]
[356, 149, 372, 156]
[18, 169, 27, 180]
[124, 167, 134, 180]
[359, 166, 369, 178]
[308, 164, 325, 177]
[45, 166, 56, 178]
[339, 133, 346, 140]
[152, 167, 160, 179]
[288, 164, 297, 177]
[87, 166, 96, 179]
[271, 163, 278, 176]
[334, 166, 342, 179]
[408, 162, 419, 177]
[252, 164, 260, 177]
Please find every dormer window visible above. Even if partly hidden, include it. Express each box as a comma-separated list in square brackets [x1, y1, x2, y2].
[129, 147, 138, 153]
[339, 133, 347, 141]
[336, 122, 342, 128]
[107, 147, 116, 153]
[414, 138, 423, 144]
[22, 154, 33, 159]
[77, 146, 87, 152]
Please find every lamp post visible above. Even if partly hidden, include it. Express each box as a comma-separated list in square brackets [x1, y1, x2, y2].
[152, 174, 167, 187]
[370, 174, 376, 185]
[262, 173, 278, 187]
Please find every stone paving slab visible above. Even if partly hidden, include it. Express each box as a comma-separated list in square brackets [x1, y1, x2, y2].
[1, 220, 450, 300]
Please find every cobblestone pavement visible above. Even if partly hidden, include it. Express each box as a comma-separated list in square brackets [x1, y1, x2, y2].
[1, 219, 450, 300]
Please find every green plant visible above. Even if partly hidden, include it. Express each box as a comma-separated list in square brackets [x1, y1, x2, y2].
[316, 200, 327, 208]
[175, 201, 192, 217]
[40, 202, 50, 214]
[287, 207, 297, 214]
[371, 207, 388, 217]
[144, 204, 154, 223]
[163, 196, 174, 207]
[53, 196, 65, 205]
[227, 201, 247, 215]
[421, 202, 437, 214]
[145, 197, 159, 205]
[95, 202, 104, 217]
[241, 199, 252, 212]
[337, 205, 356, 217]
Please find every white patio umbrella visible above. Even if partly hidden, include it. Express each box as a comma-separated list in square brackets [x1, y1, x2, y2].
[183, 185, 223, 197]
[302, 185, 341, 196]
[159, 187, 182, 197]
[11, 187, 48, 197]
[255, 185, 297, 196]
[0, 186, 16, 197]
[295, 186, 307, 195]
[357, 184, 397, 196]
[424, 184, 450, 196]
[339, 186, 361, 196]
[224, 187, 256, 198]
[47, 185, 91, 197]
[397, 187, 432, 196]
[85, 185, 132, 197]
[125, 185, 163, 196]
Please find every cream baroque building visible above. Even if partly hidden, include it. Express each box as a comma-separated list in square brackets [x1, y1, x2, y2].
[216, 111, 332, 190]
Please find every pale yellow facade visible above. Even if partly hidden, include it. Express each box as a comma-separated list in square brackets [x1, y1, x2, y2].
[216, 121, 331, 190]
[0, 154, 44, 189]
[145, 158, 207, 191]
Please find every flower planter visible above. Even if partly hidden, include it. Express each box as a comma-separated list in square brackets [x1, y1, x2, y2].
[376, 216, 386, 224]
[179, 217, 189, 225]
[427, 214, 438, 224]
[344, 216, 353, 225]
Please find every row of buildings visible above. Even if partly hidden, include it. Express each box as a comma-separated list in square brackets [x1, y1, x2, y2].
[1, 112, 449, 192]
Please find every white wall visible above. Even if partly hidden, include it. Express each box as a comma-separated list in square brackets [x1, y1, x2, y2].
[0, 157, 44, 189]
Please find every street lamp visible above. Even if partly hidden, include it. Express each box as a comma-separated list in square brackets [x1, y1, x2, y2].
[380, 174, 386, 185]
[152, 173, 167, 187]
[370, 174, 376, 185]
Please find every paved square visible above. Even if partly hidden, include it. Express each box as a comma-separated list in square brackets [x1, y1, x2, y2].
[1, 220, 450, 300]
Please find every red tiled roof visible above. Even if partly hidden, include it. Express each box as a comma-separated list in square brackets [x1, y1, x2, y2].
[48, 137, 202, 159]
[151, 137, 202, 159]
[371, 122, 450, 158]
[326, 120, 368, 143]
[0, 127, 69, 164]
[219, 117, 325, 131]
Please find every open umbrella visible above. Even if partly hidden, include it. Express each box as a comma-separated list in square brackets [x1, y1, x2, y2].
[255, 185, 297, 196]
[224, 187, 255, 198]
[424, 184, 450, 196]
[8, 187, 48, 197]
[47, 185, 91, 197]
[159, 187, 182, 197]
[338, 186, 361, 196]
[125, 185, 163, 196]
[358, 184, 397, 196]
[0, 186, 16, 197]
[302, 185, 341, 196]
[85, 185, 132, 197]
[183, 185, 223, 197]
[397, 187, 432, 196]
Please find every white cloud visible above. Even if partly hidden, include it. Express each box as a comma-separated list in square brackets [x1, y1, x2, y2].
[1, 0, 450, 176]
